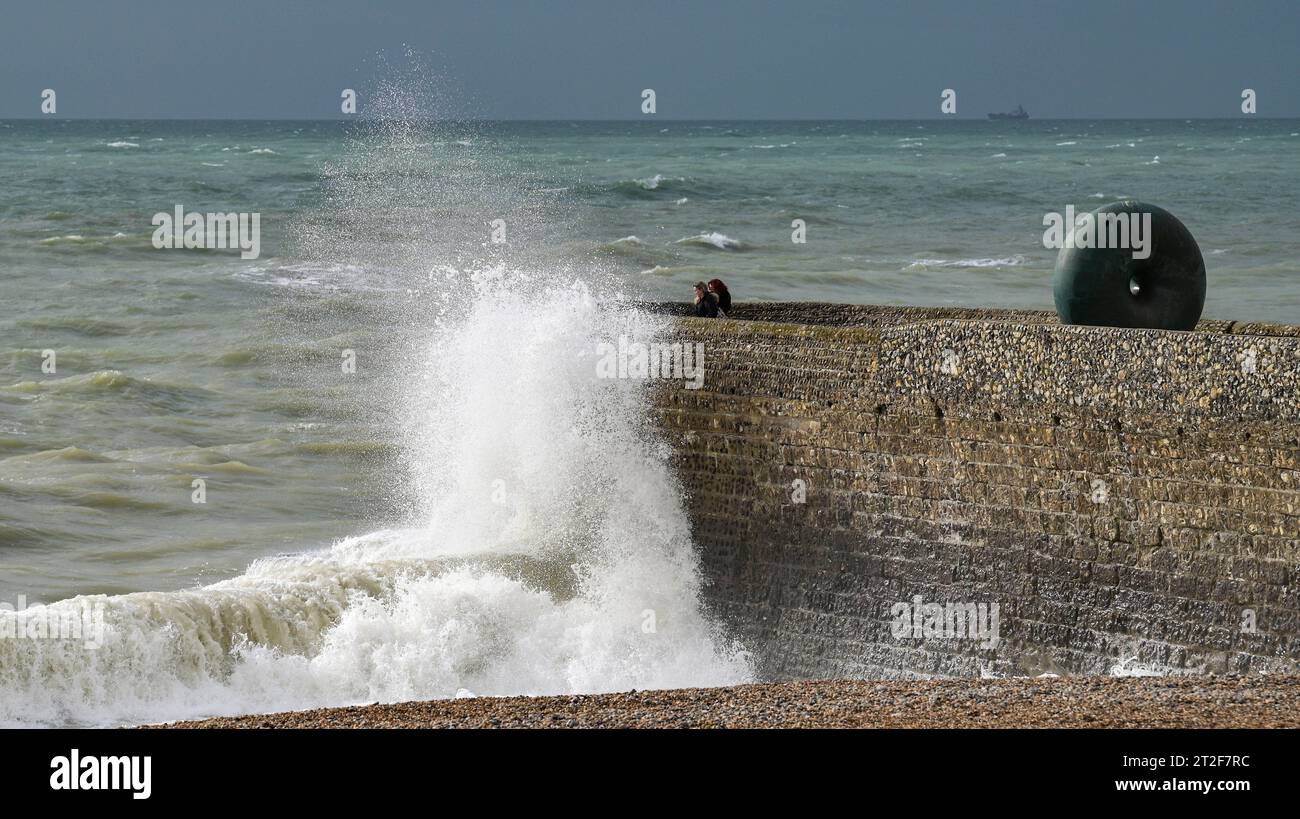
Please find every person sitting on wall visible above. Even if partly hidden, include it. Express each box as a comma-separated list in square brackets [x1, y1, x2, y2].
[707, 279, 732, 314]
[693, 281, 722, 318]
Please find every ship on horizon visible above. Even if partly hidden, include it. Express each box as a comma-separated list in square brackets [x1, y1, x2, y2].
[988, 105, 1029, 120]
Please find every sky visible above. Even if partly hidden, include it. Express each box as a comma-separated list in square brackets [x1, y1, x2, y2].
[0, 0, 1297, 119]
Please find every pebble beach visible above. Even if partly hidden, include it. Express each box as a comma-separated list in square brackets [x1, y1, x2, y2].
[158, 675, 1300, 729]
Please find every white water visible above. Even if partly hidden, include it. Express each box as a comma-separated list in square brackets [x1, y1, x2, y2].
[0, 67, 754, 723]
[0, 283, 754, 727]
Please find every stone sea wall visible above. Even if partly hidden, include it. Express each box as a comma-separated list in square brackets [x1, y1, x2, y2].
[651, 303, 1300, 679]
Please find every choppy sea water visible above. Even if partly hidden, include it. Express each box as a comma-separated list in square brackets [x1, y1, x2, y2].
[0, 118, 1295, 725]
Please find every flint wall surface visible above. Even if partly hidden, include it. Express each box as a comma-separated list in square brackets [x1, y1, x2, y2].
[652, 303, 1300, 678]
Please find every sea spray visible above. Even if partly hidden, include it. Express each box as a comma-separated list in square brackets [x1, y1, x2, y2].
[0, 57, 753, 727]
[0, 284, 753, 727]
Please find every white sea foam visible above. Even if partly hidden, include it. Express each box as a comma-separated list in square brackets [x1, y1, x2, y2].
[1109, 657, 1173, 677]
[1, 80, 753, 725]
[635, 173, 672, 190]
[674, 232, 741, 250]
[0, 284, 753, 727]
[905, 255, 1027, 269]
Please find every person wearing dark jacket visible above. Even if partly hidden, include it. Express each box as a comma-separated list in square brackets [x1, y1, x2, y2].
[693, 282, 721, 317]
[707, 279, 732, 314]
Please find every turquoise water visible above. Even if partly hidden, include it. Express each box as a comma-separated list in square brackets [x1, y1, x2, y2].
[0, 117, 1296, 725]
[6, 118, 1298, 314]
[3, 117, 1298, 598]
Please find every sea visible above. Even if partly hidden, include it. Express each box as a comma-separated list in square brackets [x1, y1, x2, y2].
[0, 116, 1296, 726]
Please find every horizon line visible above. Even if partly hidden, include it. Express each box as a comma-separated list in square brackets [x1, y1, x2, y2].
[2, 116, 1296, 122]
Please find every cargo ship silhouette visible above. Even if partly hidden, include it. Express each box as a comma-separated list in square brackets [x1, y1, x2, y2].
[988, 105, 1029, 120]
